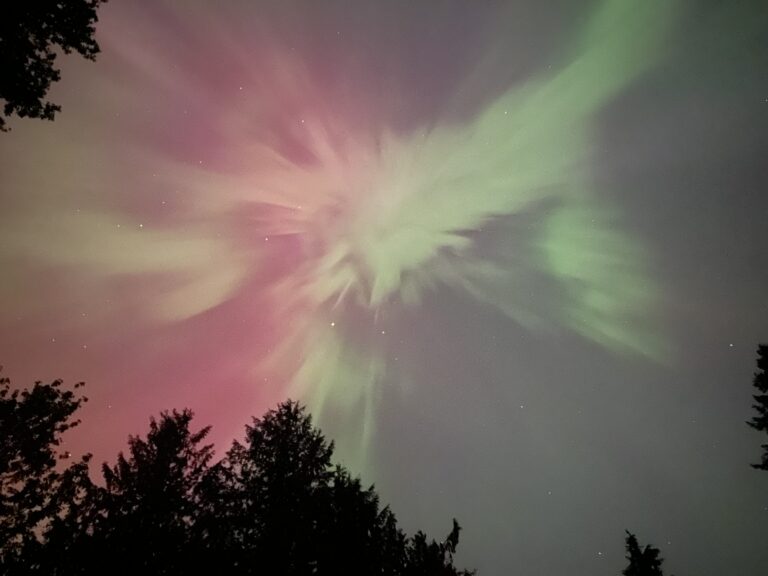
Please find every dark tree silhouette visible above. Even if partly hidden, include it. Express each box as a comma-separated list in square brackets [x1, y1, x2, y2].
[747, 344, 768, 470]
[0, 374, 91, 573]
[199, 401, 336, 573]
[35, 410, 214, 576]
[199, 400, 474, 575]
[405, 519, 470, 576]
[622, 531, 666, 576]
[94, 410, 213, 574]
[0, 1, 107, 131]
[1, 382, 473, 575]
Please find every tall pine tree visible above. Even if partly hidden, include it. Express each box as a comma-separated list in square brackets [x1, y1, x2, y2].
[747, 344, 768, 470]
[622, 531, 665, 576]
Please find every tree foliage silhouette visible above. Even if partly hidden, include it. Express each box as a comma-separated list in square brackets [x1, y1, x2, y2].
[0, 1, 107, 131]
[0, 377, 473, 576]
[622, 531, 666, 576]
[0, 374, 90, 572]
[197, 401, 474, 575]
[747, 344, 768, 470]
[92, 410, 213, 574]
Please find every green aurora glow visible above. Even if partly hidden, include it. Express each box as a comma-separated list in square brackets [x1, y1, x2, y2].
[276, 0, 676, 468]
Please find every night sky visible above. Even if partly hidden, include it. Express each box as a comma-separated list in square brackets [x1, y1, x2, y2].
[1, 1, 767, 574]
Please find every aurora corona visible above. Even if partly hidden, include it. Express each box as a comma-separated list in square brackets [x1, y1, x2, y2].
[0, 0, 674, 469]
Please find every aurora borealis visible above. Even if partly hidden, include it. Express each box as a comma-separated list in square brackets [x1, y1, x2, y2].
[1, 1, 768, 574]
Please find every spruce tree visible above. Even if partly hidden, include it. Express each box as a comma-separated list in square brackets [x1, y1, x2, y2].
[622, 531, 665, 576]
[747, 344, 768, 470]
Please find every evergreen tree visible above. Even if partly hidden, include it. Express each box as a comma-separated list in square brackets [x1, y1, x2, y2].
[622, 531, 665, 576]
[201, 400, 473, 575]
[36, 409, 213, 575]
[1, 383, 473, 575]
[405, 519, 473, 576]
[747, 344, 768, 470]
[94, 410, 213, 574]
